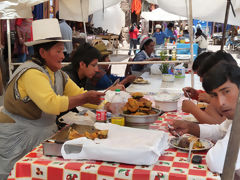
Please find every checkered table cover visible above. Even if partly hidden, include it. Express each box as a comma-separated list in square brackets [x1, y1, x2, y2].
[8, 112, 220, 180]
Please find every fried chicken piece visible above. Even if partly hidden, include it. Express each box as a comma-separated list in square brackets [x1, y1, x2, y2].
[134, 112, 148, 115]
[68, 128, 84, 140]
[139, 107, 151, 114]
[127, 98, 139, 112]
[131, 92, 144, 99]
[139, 98, 152, 108]
[97, 130, 108, 139]
[149, 110, 157, 114]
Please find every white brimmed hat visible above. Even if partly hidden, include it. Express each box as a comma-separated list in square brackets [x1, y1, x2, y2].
[25, 18, 71, 46]
[140, 35, 153, 50]
[155, 24, 161, 29]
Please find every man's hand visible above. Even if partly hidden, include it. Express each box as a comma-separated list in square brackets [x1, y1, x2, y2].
[109, 83, 125, 91]
[83, 91, 105, 105]
[182, 87, 198, 100]
[182, 100, 197, 113]
[120, 75, 136, 85]
[198, 93, 210, 103]
[168, 120, 200, 137]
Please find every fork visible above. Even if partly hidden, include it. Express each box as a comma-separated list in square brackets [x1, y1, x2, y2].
[167, 124, 181, 137]
[187, 140, 196, 162]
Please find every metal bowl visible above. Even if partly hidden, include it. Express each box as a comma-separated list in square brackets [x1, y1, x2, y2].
[122, 108, 162, 129]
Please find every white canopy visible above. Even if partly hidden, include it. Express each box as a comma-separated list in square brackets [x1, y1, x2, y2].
[146, 0, 240, 26]
[59, 0, 121, 22]
[92, 3, 125, 35]
[0, 0, 48, 19]
[141, 8, 187, 21]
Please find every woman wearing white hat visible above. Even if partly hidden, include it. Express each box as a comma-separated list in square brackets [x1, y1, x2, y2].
[132, 35, 159, 75]
[0, 18, 104, 179]
[152, 24, 168, 46]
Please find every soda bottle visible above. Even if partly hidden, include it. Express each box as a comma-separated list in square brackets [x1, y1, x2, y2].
[110, 89, 125, 126]
[96, 96, 107, 123]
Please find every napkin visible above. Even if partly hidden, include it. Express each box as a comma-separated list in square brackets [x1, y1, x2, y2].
[61, 123, 169, 165]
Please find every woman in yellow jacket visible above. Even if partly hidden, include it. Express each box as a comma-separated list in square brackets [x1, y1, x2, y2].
[0, 18, 104, 179]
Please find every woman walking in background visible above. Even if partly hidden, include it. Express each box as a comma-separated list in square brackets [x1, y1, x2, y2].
[128, 23, 139, 56]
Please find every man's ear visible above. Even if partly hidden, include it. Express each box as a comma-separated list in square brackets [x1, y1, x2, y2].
[79, 61, 86, 69]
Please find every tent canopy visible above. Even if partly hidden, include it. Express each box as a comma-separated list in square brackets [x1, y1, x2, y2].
[146, 0, 240, 26]
[141, 7, 187, 21]
[59, 0, 121, 22]
[0, 0, 48, 19]
[92, 3, 125, 35]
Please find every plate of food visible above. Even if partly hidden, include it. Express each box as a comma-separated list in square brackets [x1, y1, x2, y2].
[169, 135, 214, 151]
[133, 77, 149, 84]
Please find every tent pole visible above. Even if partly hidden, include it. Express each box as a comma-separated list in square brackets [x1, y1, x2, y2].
[221, 0, 231, 50]
[83, 21, 87, 42]
[188, 0, 194, 88]
[221, 92, 240, 180]
[7, 19, 12, 78]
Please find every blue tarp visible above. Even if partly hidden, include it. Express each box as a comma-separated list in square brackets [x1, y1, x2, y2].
[176, 43, 198, 59]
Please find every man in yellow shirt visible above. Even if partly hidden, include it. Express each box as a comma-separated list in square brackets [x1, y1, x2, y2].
[0, 18, 104, 179]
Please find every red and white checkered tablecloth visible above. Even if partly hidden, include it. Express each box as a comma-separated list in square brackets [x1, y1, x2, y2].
[8, 112, 220, 180]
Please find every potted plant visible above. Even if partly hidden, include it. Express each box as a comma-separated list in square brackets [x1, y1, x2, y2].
[159, 63, 175, 82]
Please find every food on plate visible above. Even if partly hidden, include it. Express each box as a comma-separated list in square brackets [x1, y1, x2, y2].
[123, 92, 156, 115]
[133, 77, 149, 84]
[178, 136, 205, 149]
[131, 92, 144, 99]
[68, 127, 108, 140]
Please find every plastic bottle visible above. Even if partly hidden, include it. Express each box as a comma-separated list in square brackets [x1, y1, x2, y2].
[172, 47, 177, 60]
[110, 89, 125, 126]
[96, 96, 107, 123]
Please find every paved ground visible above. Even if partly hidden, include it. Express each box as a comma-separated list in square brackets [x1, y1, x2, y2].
[0, 43, 239, 106]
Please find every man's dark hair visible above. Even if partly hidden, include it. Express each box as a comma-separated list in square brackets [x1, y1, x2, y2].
[198, 50, 237, 77]
[70, 43, 101, 72]
[33, 41, 59, 66]
[192, 51, 213, 73]
[202, 62, 240, 93]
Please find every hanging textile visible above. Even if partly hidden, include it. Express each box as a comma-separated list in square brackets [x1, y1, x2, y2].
[131, 0, 142, 15]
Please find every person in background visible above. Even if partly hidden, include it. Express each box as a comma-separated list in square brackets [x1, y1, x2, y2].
[182, 26, 190, 39]
[195, 28, 208, 54]
[0, 19, 104, 179]
[164, 22, 176, 43]
[128, 23, 139, 56]
[169, 62, 240, 174]
[152, 24, 168, 46]
[15, 18, 33, 62]
[132, 35, 160, 76]
[62, 43, 101, 89]
[86, 41, 136, 90]
[196, 22, 202, 30]
[56, 11, 73, 62]
[62, 43, 125, 91]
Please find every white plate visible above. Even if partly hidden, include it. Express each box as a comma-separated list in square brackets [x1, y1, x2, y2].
[133, 80, 149, 84]
[169, 137, 214, 151]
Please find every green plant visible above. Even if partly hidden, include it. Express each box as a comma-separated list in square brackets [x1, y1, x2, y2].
[159, 63, 174, 74]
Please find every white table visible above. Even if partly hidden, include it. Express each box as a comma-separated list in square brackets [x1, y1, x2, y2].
[126, 72, 203, 93]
